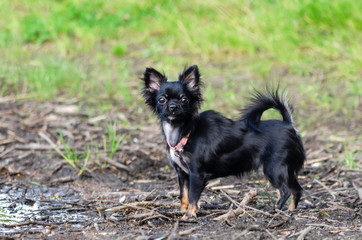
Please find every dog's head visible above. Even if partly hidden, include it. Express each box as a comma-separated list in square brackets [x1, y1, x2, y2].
[141, 65, 202, 122]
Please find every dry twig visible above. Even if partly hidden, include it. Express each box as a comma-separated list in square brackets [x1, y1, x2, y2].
[167, 221, 179, 240]
[305, 156, 331, 165]
[296, 226, 313, 240]
[265, 228, 278, 240]
[352, 182, 362, 200]
[213, 189, 257, 221]
[101, 155, 130, 172]
[313, 179, 337, 200]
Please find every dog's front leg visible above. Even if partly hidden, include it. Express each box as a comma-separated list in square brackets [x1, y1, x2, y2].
[176, 168, 189, 211]
[182, 172, 206, 219]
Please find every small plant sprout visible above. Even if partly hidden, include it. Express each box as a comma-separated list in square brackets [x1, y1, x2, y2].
[344, 142, 358, 169]
[91, 140, 101, 166]
[104, 122, 131, 158]
[77, 145, 90, 176]
[59, 130, 78, 168]
[58, 130, 91, 175]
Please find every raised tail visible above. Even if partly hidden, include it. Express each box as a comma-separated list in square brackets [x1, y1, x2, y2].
[241, 89, 295, 132]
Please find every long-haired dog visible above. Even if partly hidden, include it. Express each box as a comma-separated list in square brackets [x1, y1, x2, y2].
[141, 65, 305, 219]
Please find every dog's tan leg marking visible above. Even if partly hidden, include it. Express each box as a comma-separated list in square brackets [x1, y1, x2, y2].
[180, 185, 189, 211]
[288, 194, 296, 211]
[181, 203, 197, 220]
[277, 189, 281, 201]
[275, 189, 281, 208]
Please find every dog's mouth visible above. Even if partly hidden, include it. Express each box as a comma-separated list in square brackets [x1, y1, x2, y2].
[165, 112, 179, 120]
[167, 114, 177, 120]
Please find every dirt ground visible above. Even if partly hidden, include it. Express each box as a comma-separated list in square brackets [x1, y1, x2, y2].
[0, 98, 361, 239]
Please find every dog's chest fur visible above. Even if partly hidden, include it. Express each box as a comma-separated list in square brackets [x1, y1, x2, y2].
[162, 122, 189, 173]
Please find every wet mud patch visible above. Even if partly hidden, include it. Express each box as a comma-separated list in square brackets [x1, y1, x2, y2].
[0, 182, 102, 237]
[0, 99, 361, 239]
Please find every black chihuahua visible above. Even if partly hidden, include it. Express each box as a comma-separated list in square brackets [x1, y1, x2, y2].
[141, 65, 305, 219]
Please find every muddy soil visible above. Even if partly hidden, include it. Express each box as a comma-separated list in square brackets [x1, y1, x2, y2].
[0, 99, 361, 239]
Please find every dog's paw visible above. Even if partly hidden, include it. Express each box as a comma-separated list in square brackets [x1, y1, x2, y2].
[181, 212, 197, 220]
[181, 205, 197, 220]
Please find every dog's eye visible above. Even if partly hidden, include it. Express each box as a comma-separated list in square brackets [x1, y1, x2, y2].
[181, 97, 189, 105]
[158, 96, 167, 104]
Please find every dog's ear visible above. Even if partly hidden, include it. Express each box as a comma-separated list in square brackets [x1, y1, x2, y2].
[142, 68, 167, 93]
[179, 65, 200, 91]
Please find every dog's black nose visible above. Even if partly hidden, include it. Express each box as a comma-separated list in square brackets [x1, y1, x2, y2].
[169, 104, 178, 112]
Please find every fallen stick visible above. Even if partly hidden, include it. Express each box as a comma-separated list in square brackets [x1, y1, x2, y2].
[352, 182, 362, 200]
[179, 226, 202, 236]
[0, 220, 55, 228]
[210, 184, 235, 190]
[306, 223, 347, 229]
[341, 168, 362, 172]
[101, 156, 131, 172]
[49, 176, 77, 185]
[0, 146, 14, 158]
[104, 201, 180, 212]
[296, 226, 313, 240]
[265, 228, 278, 240]
[167, 221, 179, 240]
[38, 131, 66, 159]
[213, 189, 257, 221]
[0, 152, 33, 169]
[313, 179, 336, 200]
[115, 212, 153, 221]
[305, 156, 330, 165]
[7, 129, 27, 143]
[15, 143, 66, 151]
[119, 203, 172, 221]
[240, 189, 258, 205]
[0, 139, 16, 145]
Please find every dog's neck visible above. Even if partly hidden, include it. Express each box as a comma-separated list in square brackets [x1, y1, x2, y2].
[162, 119, 193, 147]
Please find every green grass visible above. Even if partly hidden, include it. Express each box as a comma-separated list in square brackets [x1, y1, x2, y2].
[58, 130, 90, 175]
[104, 122, 130, 158]
[0, 0, 361, 129]
[343, 142, 359, 169]
[55, 123, 131, 173]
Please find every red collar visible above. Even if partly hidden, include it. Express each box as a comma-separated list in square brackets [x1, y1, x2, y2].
[167, 131, 191, 153]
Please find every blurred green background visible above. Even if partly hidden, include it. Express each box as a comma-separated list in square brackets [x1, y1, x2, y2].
[0, 0, 361, 131]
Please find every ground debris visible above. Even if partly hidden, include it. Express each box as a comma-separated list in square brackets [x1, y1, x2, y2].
[0, 100, 361, 239]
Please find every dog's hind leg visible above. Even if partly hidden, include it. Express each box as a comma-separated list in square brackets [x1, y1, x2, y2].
[287, 174, 303, 211]
[263, 164, 290, 209]
[276, 184, 290, 210]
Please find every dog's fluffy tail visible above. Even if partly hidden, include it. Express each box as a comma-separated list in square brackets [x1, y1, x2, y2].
[241, 89, 295, 132]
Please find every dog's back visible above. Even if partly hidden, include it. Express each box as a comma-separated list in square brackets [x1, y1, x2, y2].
[192, 90, 305, 210]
